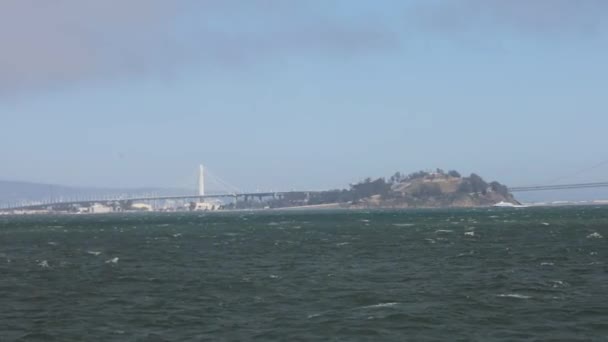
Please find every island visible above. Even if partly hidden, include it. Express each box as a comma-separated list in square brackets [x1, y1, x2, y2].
[227, 169, 519, 210]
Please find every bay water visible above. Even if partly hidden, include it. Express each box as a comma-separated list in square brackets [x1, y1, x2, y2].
[1, 207, 607, 341]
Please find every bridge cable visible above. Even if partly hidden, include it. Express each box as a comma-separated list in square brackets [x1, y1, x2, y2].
[545, 158, 608, 185]
[204, 168, 242, 194]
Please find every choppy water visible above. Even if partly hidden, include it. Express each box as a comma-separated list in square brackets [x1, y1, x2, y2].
[1, 207, 607, 341]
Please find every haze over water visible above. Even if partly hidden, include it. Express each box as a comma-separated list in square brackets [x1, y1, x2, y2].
[2, 207, 607, 341]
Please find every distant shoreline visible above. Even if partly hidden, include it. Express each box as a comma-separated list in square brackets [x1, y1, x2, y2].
[6, 201, 608, 216]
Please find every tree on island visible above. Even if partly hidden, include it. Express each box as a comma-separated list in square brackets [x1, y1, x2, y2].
[469, 173, 488, 194]
[448, 170, 461, 178]
[350, 178, 391, 201]
[389, 172, 402, 184]
[490, 181, 509, 197]
[412, 183, 442, 198]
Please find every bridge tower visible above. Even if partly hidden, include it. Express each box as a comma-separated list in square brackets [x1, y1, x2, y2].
[198, 164, 205, 196]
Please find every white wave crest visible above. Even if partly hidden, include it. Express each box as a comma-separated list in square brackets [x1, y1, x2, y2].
[587, 232, 603, 239]
[496, 294, 531, 299]
[362, 302, 399, 309]
[105, 257, 119, 264]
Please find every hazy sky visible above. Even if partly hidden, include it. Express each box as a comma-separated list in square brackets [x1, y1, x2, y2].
[1, 0, 608, 192]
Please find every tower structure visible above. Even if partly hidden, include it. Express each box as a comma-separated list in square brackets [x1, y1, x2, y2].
[198, 164, 205, 196]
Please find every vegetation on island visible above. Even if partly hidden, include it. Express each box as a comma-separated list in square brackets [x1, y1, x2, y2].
[228, 169, 517, 209]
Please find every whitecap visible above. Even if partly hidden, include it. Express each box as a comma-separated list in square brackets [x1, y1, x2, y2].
[360, 219, 371, 223]
[336, 242, 350, 246]
[587, 232, 603, 239]
[425, 238, 436, 244]
[435, 229, 453, 233]
[541, 222, 550, 226]
[172, 233, 182, 238]
[496, 294, 530, 299]
[269, 274, 279, 279]
[362, 302, 399, 309]
[540, 262, 554, 266]
[464, 231, 475, 237]
[105, 257, 119, 264]
[307, 313, 323, 319]
[392, 223, 414, 227]
[457, 251, 475, 257]
[37, 260, 50, 268]
[87, 251, 102, 256]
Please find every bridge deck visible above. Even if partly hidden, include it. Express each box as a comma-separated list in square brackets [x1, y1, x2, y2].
[0, 191, 322, 211]
[509, 182, 608, 192]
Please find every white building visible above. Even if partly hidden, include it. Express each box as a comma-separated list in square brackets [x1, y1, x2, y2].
[89, 204, 113, 214]
[192, 201, 219, 211]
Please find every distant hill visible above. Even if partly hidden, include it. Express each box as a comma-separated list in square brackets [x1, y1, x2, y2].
[357, 170, 519, 208]
[338, 170, 519, 208]
[233, 169, 519, 210]
[0, 180, 191, 206]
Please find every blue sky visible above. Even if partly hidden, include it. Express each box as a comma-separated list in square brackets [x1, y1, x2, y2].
[1, 0, 608, 193]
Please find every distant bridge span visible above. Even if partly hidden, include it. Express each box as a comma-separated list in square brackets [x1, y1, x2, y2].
[509, 182, 608, 192]
[0, 191, 323, 212]
[4, 182, 608, 212]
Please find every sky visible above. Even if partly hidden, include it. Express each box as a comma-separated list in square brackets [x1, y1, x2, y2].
[1, 0, 608, 194]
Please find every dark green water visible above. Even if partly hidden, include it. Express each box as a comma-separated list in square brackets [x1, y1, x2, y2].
[1, 207, 607, 341]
